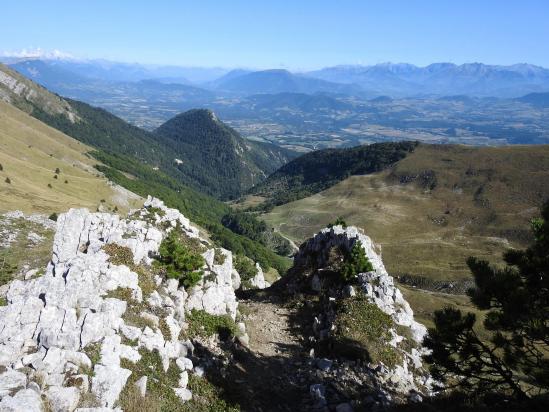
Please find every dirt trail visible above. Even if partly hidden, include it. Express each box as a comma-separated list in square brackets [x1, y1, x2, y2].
[242, 298, 301, 358]
[215, 291, 317, 412]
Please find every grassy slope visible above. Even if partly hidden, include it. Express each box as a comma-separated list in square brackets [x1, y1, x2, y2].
[263, 144, 549, 282]
[0, 100, 141, 214]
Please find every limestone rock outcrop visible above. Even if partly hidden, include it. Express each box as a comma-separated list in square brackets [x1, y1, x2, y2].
[291, 225, 432, 398]
[0, 196, 243, 410]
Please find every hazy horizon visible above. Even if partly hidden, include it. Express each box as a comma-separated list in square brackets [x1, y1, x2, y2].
[2, 49, 549, 73]
[1, 0, 548, 70]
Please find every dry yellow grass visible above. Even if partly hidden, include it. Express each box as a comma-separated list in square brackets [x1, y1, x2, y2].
[263, 144, 549, 282]
[0, 100, 142, 214]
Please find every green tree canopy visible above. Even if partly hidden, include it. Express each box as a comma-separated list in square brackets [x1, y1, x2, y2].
[425, 202, 549, 400]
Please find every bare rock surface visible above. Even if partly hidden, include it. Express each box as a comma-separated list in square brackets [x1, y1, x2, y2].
[0, 196, 244, 410]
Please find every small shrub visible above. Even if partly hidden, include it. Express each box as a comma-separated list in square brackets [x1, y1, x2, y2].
[133, 265, 156, 297]
[213, 248, 226, 265]
[47, 183, 52, 188]
[81, 341, 102, 375]
[64, 180, 68, 184]
[48, 212, 58, 221]
[186, 309, 238, 340]
[53, 175, 58, 179]
[106, 287, 134, 302]
[0, 163, 3, 171]
[340, 241, 373, 282]
[0, 256, 18, 286]
[156, 231, 204, 289]
[159, 318, 171, 341]
[5, 177, 11, 184]
[234, 254, 256, 283]
[328, 217, 347, 228]
[119, 349, 179, 411]
[55, 168, 61, 174]
[147, 207, 166, 218]
[103, 244, 134, 266]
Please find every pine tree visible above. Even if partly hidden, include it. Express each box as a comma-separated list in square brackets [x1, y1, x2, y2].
[425, 202, 549, 400]
[341, 241, 373, 282]
[157, 230, 204, 288]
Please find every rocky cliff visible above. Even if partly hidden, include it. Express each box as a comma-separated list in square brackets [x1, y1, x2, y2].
[0, 197, 246, 411]
[283, 225, 432, 407]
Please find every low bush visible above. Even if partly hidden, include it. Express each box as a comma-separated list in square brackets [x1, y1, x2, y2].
[156, 230, 205, 289]
[328, 217, 347, 228]
[118, 349, 239, 411]
[340, 241, 373, 282]
[234, 254, 257, 283]
[103, 244, 134, 266]
[185, 309, 239, 340]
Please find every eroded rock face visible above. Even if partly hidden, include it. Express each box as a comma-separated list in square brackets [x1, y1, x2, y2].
[0, 196, 243, 410]
[292, 225, 432, 398]
[249, 263, 270, 290]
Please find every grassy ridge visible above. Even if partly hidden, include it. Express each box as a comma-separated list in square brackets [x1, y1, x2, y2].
[262, 144, 549, 282]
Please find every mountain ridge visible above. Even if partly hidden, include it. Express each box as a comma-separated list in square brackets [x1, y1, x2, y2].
[154, 108, 296, 198]
[307, 62, 549, 97]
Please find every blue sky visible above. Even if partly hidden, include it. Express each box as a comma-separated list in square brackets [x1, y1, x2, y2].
[1, 0, 548, 69]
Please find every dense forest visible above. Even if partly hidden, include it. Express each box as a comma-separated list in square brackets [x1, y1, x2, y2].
[154, 108, 296, 199]
[250, 141, 419, 209]
[221, 211, 294, 255]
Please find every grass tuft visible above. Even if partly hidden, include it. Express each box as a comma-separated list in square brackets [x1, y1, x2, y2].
[185, 309, 239, 340]
[332, 292, 401, 367]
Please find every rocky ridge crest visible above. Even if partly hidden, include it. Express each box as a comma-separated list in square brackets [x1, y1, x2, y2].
[287, 225, 432, 406]
[0, 199, 430, 411]
[0, 196, 245, 410]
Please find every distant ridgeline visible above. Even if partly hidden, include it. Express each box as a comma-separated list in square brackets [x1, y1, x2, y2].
[250, 141, 419, 209]
[0, 63, 291, 273]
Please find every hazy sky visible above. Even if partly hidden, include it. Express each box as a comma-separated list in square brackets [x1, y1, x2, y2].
[1, 0, 548, 69]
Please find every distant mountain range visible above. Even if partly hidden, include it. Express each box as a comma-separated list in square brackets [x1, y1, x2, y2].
[6, 58, 549, 98]
[307, 62, 549, 97]
[516, 92, 549, 108]
[4, 58, 549, 149]
[209, 69, 363, 96]
[3, 57, 229, 84]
